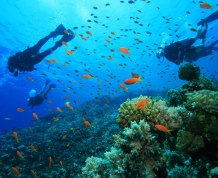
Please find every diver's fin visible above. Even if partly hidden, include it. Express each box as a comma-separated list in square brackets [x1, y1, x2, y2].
[50, 24, 66, 38]
[45, 79, 51, 85]
[59, 29, 75, 43]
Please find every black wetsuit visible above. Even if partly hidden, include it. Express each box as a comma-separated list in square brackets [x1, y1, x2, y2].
[28, 95, 44, 108]
[163, 38, 196, 65]
[185, 39, 218, 62]
[11, 34, 55, 72]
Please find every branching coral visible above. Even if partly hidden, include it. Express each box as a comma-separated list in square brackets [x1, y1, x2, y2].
[116, 95, 186, 131]
[182, 75, 218, 92]
[167, 89, 186, 106]
[176, 130, 204, 152]
[82, 120, 166, 178]
[82, 156, 107, 178]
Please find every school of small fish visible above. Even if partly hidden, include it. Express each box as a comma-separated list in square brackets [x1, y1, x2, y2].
[2, 0, 218, 177]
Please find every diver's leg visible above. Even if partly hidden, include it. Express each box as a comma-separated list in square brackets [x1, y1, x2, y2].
[185, 38, 196, 47]
[197, 10, 218, 25]
[38, 80, 50, 96]
[31, 42, 63, 65]
[43, 88, 51, 98]
[31, 34, 54, 54]
[209, 39, 218, 48]
[25, 24, 66, 54]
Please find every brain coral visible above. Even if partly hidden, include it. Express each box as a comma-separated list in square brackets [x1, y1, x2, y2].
[186, 90, 218, 114]
[116, 95, 187, 131]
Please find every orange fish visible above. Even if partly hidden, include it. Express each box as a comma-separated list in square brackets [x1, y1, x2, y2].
[57, 107, 62, 113]
[119, 47, 130, 54]
[66, 50, 74, 55]
[155, 124, 172, 135]
[27, 77, 34, 82]
[17, 108, 25, 112]
[82, 37, 87, 40]
[16, 151, 24, 159]
[64, 30, 69, 35]
[84, 121, 91, 127]
[31, 170, 38, 177]
[30, 145, 37, 152]
[82, 74, 93, 79]
[86, 31, 92, 36]
[48, 100, 53, 104]
[106, 39, 110, 43]
[131, 72, 139, 78]
[13, 132, 19, 143]
[53, 117, 59, 122]
[50, 59, 58, 63]
[135, 99, 149, 110]
[108, 56, 114, 60]
[12, 167, 19, 176]
[66, 103, 74, 111]
[111, 32, 115, 35]
[124, 77, 141, 85]
[49, 156, 52, 167]
[119, 84, 128, 91]
[32, 113, 39, 120]
[28, 126, 32, 132]
[61, 41, 68, 46]
[50, 126, 54, 131]
[60, 161, 63, 168]
[200, 3, 214, 9]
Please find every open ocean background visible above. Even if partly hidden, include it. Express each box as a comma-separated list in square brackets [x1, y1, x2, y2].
[0, 0, 217, 133]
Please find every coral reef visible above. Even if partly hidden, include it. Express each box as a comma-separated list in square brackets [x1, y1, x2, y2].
[82, 120, 166, 178]
[167, 89, 186, 106]
[178, 63, 200, 81]
[186, 89, 218, 114]
[182, 75, 218, 92]
[116, 95, 186, 131]
[176, 130, 204, 152]
[210, 167, 218, 177]
[0, 99, 119, 178]
[168, 165, 198, 178]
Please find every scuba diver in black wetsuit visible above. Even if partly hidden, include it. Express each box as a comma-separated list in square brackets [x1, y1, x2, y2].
[28, 79, 56, 108]
[184, 39, 218, 62]
[156, 10, 218, 65]
[7, 24, 75, 77]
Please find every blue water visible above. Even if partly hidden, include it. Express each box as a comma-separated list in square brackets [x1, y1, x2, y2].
[1, 0, 218, 133]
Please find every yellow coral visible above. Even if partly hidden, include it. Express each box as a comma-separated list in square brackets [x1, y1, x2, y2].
[187, 90, 218, 114]
[116, 95, 185, 131]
